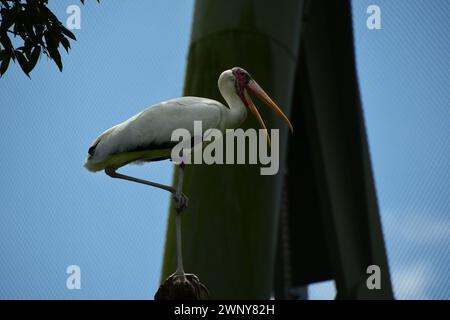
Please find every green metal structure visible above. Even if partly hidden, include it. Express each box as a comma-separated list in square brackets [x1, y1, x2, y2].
[161, 0, 393, 299]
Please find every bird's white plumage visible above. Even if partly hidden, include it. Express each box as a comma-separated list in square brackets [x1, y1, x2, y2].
[84, 70, 248, 172]
[91, 97, 222, 161]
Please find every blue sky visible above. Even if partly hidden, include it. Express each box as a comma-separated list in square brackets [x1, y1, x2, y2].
[352, 0, 449, 299]
[310, 0, 449, 299]
[0, 1, 448, 299]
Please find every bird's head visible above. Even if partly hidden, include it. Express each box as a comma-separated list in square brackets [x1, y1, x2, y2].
[221, 67, 293, 144]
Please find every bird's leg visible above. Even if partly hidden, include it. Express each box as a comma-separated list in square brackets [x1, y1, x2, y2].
[174, 161, 186, 277]
[174, 161, 187, 212]
[104, 168, 189, 209]
[105, 165, 188, 278]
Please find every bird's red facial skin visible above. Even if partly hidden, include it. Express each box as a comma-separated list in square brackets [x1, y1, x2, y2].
[232, 67, 251, 106]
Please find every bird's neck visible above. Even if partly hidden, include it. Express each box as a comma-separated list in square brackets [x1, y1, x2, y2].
[220, 86, 248, 129]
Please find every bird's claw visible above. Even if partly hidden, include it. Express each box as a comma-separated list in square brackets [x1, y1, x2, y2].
[174, 192, 189, 211]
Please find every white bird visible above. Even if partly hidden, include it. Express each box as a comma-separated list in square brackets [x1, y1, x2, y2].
[84, 67, 292, 188]
[84, 67, 293, 276]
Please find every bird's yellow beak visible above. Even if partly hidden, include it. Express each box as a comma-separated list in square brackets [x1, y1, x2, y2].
[245, 79, 293, 145]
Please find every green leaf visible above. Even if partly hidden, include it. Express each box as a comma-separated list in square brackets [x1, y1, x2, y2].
[60, 37, 71, 53]
[61, 27, 76, 41]
[23, 39, 33, 58]
[0, 50, 8, 60]
[41, 5, 60, 24]
[28, 46, 41, 71]
[44, 30, 58, 51]
[15, 50, 30, 76]
[0, 32, 13, 55]
[44, 30, 63, 72]
[24, 20, 37, 40]
[50, 47, 63, 71]
[0, 54, 10, 76]
[0, 9, 15, 31]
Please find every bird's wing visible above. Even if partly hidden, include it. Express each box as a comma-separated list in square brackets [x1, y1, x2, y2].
[89, 97, 224, 163]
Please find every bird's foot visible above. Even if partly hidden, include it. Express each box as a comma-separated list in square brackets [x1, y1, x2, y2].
[173, 192, 189, 211]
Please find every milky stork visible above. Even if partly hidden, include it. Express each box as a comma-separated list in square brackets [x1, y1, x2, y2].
[84, 67, 293, 276]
